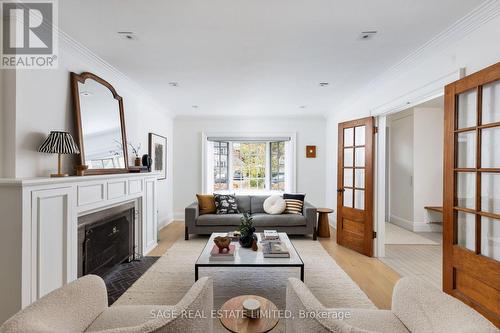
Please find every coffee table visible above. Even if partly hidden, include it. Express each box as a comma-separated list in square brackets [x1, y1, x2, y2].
[195, 232, 304, 281]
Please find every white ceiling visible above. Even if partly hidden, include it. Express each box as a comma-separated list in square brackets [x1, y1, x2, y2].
[59, 0, 485, 117]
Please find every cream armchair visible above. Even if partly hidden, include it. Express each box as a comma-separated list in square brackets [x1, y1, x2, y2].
[286, 276, 497, 333]
[0, 275, 213, 333]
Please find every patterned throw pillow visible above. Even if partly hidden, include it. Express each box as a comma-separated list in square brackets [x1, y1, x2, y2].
[284, 199, 304, 214]
[283, 193, 305, 214]
[214, 194, 239, 214]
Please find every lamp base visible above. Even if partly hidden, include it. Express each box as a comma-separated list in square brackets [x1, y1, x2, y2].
[50, 173, 69, 178]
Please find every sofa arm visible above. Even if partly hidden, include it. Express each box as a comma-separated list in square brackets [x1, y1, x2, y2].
[0, 275, 108, 333]
[392, 277, 497, 333]
[303, 201, 317, 233]
[185, 202, 199, 230]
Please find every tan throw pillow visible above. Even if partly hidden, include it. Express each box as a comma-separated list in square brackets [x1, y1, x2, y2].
[197, 194, 216, 215]
[284, 199, 303, 215]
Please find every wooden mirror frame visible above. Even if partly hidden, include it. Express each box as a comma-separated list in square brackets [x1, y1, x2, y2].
[70, 72, 129, 175]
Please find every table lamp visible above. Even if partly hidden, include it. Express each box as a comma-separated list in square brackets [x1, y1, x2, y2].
[38, 131, 80, 177]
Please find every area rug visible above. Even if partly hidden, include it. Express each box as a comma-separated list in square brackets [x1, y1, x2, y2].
[385, 222, 439, 245]
[115, 236, 375, 332]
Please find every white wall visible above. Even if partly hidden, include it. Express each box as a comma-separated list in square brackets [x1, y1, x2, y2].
[413, 107, 444, 228]
[388, 111, 414, 229]
[2, 38, 175, 227]
[173, 116, 326, 218]
[325, 14, 500, 227]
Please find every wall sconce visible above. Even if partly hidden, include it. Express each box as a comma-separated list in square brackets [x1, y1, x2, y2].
[306, 145, 316, 158]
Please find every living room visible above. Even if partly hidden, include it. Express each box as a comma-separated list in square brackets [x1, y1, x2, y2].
[0, 1, 499, 332]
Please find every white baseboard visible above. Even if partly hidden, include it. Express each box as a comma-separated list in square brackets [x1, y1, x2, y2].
[389, 215, 414, 231]
[158, 217, 175, 230]
[174, 212, 185, 220]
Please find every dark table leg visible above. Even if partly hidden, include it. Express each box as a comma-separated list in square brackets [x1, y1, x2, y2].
[195, 266, 198, 281]
[300, 266, 304, 282]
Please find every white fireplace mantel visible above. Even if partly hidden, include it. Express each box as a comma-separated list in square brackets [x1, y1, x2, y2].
[0, 172, 159, 324]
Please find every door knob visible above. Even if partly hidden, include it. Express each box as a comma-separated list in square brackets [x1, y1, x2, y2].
[337, 188, 345, 193]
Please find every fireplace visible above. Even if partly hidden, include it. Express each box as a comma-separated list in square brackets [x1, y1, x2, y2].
[78, 202, 135, 278]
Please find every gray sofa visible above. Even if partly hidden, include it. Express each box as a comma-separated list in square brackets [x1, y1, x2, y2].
[185, 195, 317, 240]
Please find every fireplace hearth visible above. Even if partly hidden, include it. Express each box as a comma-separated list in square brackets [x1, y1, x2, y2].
[78, 202, 135, 278]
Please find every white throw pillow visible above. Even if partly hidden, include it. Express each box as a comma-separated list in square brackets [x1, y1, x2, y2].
[263, 195, 286, 215]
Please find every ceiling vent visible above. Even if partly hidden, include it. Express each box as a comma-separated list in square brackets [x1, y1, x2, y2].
[117, 31, 137, 40]
[319, 82, 329, 87]
[359, 31, 378, 40]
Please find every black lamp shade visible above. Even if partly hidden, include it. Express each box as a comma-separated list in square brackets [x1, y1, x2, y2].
[38, 131, 80, 154]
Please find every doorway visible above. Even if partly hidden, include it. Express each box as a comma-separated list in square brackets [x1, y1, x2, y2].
[378, 96, 444, 288]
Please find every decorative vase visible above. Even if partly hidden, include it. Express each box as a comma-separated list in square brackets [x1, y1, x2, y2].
[142, 154, 152, 171]
[134, 157, 141, 166]
[239, 230, 256, 248]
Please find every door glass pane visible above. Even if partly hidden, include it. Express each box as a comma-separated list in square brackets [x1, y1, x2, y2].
[481, 127, 500, 168]
[457, 172, 476, 209]
[481, 173, 500, 215]
[481, 217, 500, 261]
[344, 168, 353, 187]
[344, 148, 353, 167]
[355, 169, 365, 189]
[457, 89, 477, 129]
[355, 147, 365, 167]
[354, 190, 364, 209]
[482, 81, 500, 125]
[457, 131, 476, 168]
[344, 188, 353, 207]
[355, 126, 366, 146]
[457, 212, 475, 251]
[344, 128, 354, 147]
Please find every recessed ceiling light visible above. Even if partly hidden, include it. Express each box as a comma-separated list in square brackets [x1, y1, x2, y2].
[168, 82, 179, 87]
[192, 105, 199, 109]
[80, 91, 92, 97]
[358, 31, 378, 40]
[117, 31, 137, 40]
[319, 82, 329, 87]
[299, 105, 307, 109]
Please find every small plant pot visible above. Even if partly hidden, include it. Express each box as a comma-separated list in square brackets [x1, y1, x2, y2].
[239, 233, 257, 248]
[134, 157, 141, 166]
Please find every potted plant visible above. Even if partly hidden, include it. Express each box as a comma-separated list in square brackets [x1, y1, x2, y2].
[128, 142, 142, 166]
[238, 211, 257, 248]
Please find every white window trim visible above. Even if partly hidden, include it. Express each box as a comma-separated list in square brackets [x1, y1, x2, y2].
[201, 132, 296, 194]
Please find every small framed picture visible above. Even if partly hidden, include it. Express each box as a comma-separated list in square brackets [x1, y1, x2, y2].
[306, 145, 316, 158]
[149, 133, 167, 180]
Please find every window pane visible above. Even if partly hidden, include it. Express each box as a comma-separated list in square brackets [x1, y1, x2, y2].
[271, 141, 286, 191]
[344, 148, 353, 167]
[481, 127, 500, 168]
[344, 188, 353, 208]
[355, 126, 365, 146]
[344, 169, 353, 187]
[355, 190, 364, 209]
[214, 141, 229, 191]
[355, 169, 365, 189]
[481, 217, 500, 261]
[457, 131, 476, 168]
[344, 128, 354, 147]
[355, 147, 365, 167]
[482, 80, 500, 125]
[481, 173, 500, 215]
[457, 89, 477, 129]
[232, 142, 266, 191]
[457, 172, 476, 209]
[457, 212, 475, 251]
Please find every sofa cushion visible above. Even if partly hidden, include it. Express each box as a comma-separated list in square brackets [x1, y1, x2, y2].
[196, 194, 216, 215]
[252, 213, 306, 227]
[251, 195, 269, 214]
[214, 194, 239, 214]
[236, 195, 251, 213]
[197, 214, 243, 226]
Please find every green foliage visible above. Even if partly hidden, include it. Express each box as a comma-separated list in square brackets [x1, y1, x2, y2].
[238, 211, 254, 236]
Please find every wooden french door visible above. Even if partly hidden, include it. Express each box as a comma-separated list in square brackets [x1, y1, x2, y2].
[337, 117, 375, 257]
[444, 62, 500, 327]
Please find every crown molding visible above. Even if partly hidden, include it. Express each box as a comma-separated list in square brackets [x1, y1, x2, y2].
[57, 29, 174, 118]
[336, 0, 500, 114]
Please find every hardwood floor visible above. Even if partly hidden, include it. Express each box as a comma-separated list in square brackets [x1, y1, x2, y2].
[148, 221, 401, 309]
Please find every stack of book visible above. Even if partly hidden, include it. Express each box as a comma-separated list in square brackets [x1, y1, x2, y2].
[262, 241, 290, 258]
[209, 244, 236, 261]
[262, 230, 280, 241]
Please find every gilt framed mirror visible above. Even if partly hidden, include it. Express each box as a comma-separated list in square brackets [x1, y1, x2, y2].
[71, 72, 129, 175]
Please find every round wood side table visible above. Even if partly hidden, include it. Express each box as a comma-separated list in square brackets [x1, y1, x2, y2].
[219, 295, 279, 333]
[317, 208, 334, 238]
